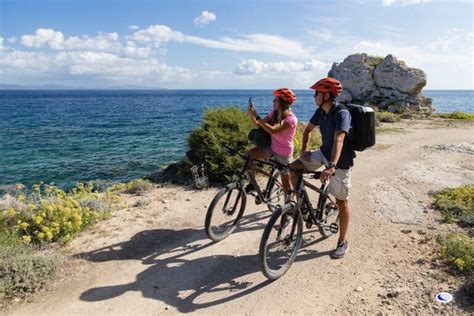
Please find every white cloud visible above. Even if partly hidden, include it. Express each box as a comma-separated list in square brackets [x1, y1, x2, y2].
[21, 28, 65, 49]
[127, 24, 310, 58]
[194, 11, 217, 26]
[235, 59, 328, 75]
[382, 0, 430, 6]
[128, 25, 140, 30]
[186, 33, 310, 58]
[7, 36, 17, 43]
[0, 48, 195, 85]
[429, 28, 474, 53]
[20, 28, 122, 53]
[64, 32, 121, 53]
[128, 25, 185, 46]
[0, 37, 3, 50]
[308, 29, 333, 41]
[124, 41, 152, 58]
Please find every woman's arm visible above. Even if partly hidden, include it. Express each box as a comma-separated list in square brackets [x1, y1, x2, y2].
[257, 119, 291, 134]
[251, 115, 271, 126]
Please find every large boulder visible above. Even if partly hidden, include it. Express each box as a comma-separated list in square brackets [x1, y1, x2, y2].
[329, 53, 433, 112]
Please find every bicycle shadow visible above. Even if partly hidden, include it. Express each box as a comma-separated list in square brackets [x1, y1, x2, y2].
[76, 211, 331, 312]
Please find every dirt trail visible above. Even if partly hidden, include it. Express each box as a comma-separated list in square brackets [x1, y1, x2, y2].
[8, 120, 474, 315]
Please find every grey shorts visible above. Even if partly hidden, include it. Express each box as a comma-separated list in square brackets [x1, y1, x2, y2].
[262, 147, 292, 174]
[297, 150, 352, 200]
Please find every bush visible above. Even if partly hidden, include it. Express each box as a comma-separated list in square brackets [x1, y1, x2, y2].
[376, 111, 401, 123]
[368, 56, 384, 68]
[400, 112, 414, 120]
[0, 232, 57, 299]
[437, 111, 474, 121]
[1, 182, 121, 245]
[437, 233, 474, 275]
[124, 179, 153, 195]
[187, 106, 254, 183]
[430, 185, 474, 224]
[293, 122, 322, 158]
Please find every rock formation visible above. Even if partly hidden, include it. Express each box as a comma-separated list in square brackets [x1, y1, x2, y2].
[328, 53, 433, 112]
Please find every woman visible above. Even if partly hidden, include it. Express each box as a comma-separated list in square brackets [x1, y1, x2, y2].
[247, 88, 298, 192]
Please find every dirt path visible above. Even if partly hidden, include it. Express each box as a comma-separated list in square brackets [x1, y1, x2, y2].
[8, 119, 474, 315]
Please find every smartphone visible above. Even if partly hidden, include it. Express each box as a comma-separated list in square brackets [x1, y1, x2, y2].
[248, 97, 254, 109]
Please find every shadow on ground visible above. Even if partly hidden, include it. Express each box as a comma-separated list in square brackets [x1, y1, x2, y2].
[75, 210, 331, 313]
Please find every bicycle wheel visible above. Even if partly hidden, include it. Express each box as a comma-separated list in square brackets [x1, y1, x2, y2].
[205, 183, 247, 242]
[259, 205, 303, 280]
[318, 198, 339, 238]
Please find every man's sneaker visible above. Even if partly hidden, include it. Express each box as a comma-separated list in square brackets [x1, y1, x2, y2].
[330, 240, 349, 259]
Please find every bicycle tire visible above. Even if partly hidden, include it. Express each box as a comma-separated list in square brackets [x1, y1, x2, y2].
[259, 205, 303, 280]
[205, 183, 247, 242]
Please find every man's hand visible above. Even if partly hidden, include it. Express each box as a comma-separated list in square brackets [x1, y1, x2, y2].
[320, 167, 335, 184]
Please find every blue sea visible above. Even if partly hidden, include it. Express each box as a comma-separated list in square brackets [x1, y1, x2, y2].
[1, 89, 472, 188]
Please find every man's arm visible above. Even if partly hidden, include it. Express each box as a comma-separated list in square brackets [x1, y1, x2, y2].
[302, 122, 316, 152]
[330, 131, 346, 165]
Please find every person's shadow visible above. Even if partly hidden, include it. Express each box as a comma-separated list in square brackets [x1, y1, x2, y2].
[76, 210, 331, 313]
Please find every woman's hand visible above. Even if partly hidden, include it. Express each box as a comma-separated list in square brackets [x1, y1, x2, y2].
[247, 105, 257, 118]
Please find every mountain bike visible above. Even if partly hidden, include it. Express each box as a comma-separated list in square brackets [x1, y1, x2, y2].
[259, 162, 340, 280]
[205, 145, 285, 242]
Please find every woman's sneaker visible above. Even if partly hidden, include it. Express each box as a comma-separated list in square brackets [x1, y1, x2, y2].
[330, 240, 349, 259]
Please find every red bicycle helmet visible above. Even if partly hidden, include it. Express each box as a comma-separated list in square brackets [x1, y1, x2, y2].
[272, 88, 296, 105]
[310, 77, 342, 97]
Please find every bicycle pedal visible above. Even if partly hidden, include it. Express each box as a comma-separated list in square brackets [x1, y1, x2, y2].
[329, 223, 339, 234]
[305, 221, 313, 229]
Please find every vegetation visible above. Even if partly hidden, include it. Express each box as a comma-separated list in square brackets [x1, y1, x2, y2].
[1, 182, 121, 245]
[437, 111, 474, 121]
[430, 185, 474, 224]
[0, 232, 57, 300]
[110, 179, 153, 195]
[368, 56, 384, 68]
[376, 111, 401, 123]
[186, 106, 255, 183]
[432, 185, 474, 300]
[293, 122, 322, 158]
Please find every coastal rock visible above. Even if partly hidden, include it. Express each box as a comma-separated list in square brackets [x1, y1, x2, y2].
[328, 53, 433, 112]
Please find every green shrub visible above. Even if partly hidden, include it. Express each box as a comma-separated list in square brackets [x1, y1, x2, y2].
[124, 179, 153, 195]
[376, 111, 401, 123]
[437, 233, 474, 275]
[430, 185, 474, 224]
[0, 231, 57, 299]
[437, 111, 474, 121]
[1, 182, 121, 245]
[400, 112, 414, 120]
[187, 106, 254, 183]
[368, 56, 384, 68]
[293, 122, 322, 158]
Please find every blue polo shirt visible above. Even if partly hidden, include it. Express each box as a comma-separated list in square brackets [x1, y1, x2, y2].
[309, 104, 355, 169]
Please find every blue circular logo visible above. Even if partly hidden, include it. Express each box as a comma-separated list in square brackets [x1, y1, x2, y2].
[436, 292, 453, 303]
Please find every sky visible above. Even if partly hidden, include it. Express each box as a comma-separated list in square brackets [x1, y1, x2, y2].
[0, 0, 473, 89]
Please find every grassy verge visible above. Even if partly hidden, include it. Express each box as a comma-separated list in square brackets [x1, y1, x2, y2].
[436, 111, 474, 121]
[0, 181, 126, 303]
[0, 230, 57, 303]
[431, 185, 474, 301]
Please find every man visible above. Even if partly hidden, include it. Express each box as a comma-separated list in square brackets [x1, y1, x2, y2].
[290, 77, 355, 259]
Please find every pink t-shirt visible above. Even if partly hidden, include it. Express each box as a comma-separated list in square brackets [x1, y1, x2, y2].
[268, 111, 298, 157]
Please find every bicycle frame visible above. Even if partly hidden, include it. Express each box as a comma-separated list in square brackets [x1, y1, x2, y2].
[240, 155, 284, 210]
[283, 171, 338, 229]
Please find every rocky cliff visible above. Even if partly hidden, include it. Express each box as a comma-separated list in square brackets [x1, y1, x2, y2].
[328, 53, 433, 112]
